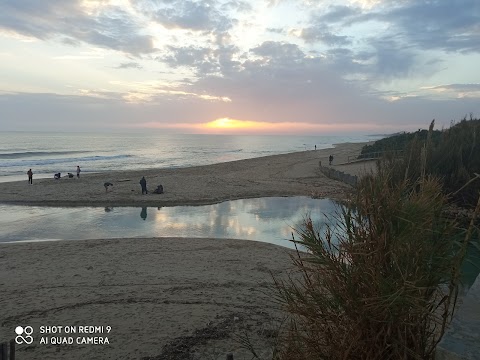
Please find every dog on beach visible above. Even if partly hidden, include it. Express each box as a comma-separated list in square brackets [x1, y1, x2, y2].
[104, 182, 113, 192]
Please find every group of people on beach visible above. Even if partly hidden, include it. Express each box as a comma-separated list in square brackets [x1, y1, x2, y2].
[28, 167, 163, 196]
[139, 177, 164, 195]
[26, 166, 81, 184]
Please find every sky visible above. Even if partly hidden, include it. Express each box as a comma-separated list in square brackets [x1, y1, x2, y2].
[0, 0, 479, 135]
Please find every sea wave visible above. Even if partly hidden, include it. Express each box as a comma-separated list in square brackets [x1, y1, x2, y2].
[0, 151, 91, 159]
[0, 154, 133, 168]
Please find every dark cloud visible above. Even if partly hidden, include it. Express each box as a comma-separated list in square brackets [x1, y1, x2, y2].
[430, 83, 480, 91]
[72, 8, 155, 55]
[115, 62, 143, 69]
[290, 1, 479, 81]
[323, 48, 368, 75]
[315, 5, 361, 23]
[162, 46, 215, 68]
[0, 0, 155, 55]
[298, 28, 351, 46]
[220, 0, 253, 13]
[294, 5, 356, 45]
[315, 1, 480, 54]
[367, 38, 417, 79]
[159, 41, 241, 76]
[382, 0, 480, 53]
[134, 0, 236, 32]
[250, 41, 305, 63]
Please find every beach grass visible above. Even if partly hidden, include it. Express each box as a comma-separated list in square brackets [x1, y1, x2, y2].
[272, 120, 480, 359]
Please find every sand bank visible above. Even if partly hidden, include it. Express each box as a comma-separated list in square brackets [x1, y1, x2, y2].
[0, 142, 374, 207]
[0, 237, 296, 360]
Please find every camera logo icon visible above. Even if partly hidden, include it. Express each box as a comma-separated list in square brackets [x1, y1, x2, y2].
[15, 326, 34, 345]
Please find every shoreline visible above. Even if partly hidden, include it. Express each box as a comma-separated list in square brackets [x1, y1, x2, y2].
[0, 142, 375, 207]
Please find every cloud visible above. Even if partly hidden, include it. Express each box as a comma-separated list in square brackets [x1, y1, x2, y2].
[162, 46, 215, 68]
[1, 61, 479, 134]
[291, 5, 358, 45]
[297, 28, 351, 46]
[315, 1, 480, 54]
[0, 0, 478, 134]
[250, 41, 305, 64]
[115, 62, 143, 69]
[366, 38, 418, 79]
[291, 1, 479, 81]
[0, 91, 233, 131]
[316, 5, 362, 23]
[159, 42, 241, 76]
[0, 0, 155, 55]
[220, 0, 253, 13]
[133, 0, 236, 33]
[421, 83, 480, 99]
[382, 0, 480, 53]
[427, 83, 480, 92]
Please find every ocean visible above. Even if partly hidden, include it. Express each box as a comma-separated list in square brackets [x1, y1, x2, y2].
[0, 132, 381, 182]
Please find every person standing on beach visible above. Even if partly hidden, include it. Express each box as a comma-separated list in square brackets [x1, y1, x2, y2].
[140, 176, 148, 194]
[76, 166, 81, 178]
[27, 169, 33, 184]
[329, 155, 334, 165]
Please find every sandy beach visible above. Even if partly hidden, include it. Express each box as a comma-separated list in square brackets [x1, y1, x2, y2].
[0, 142, 375, 359]
[0, 238, 296, 360]
[0, 142, 375, 207]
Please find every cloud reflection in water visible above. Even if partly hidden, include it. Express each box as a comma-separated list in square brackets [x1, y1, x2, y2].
[0, 197, 339, 248]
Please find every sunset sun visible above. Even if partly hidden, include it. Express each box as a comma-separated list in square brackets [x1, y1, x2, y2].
[206, 118, 238, 129]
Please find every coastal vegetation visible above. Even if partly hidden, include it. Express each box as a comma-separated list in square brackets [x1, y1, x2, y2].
[360, 116, 480, 207]
[273, 118, 480, 359]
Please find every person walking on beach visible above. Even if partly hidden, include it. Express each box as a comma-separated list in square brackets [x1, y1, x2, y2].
[140, 176, 148, 195]
[76, 166, 81, 178]
[315, 145, 317, 150]
[27, 169, 33, 184]
[329, 155, 334, 166]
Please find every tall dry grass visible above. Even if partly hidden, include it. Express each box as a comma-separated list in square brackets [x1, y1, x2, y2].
[273, 172, 479, 359]
[270, 119, 480, 360]
[363, 117, 480, 207]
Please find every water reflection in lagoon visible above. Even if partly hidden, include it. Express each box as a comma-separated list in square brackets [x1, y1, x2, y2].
[1, 197, 478, 289]
[0, 197, 338, 248]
